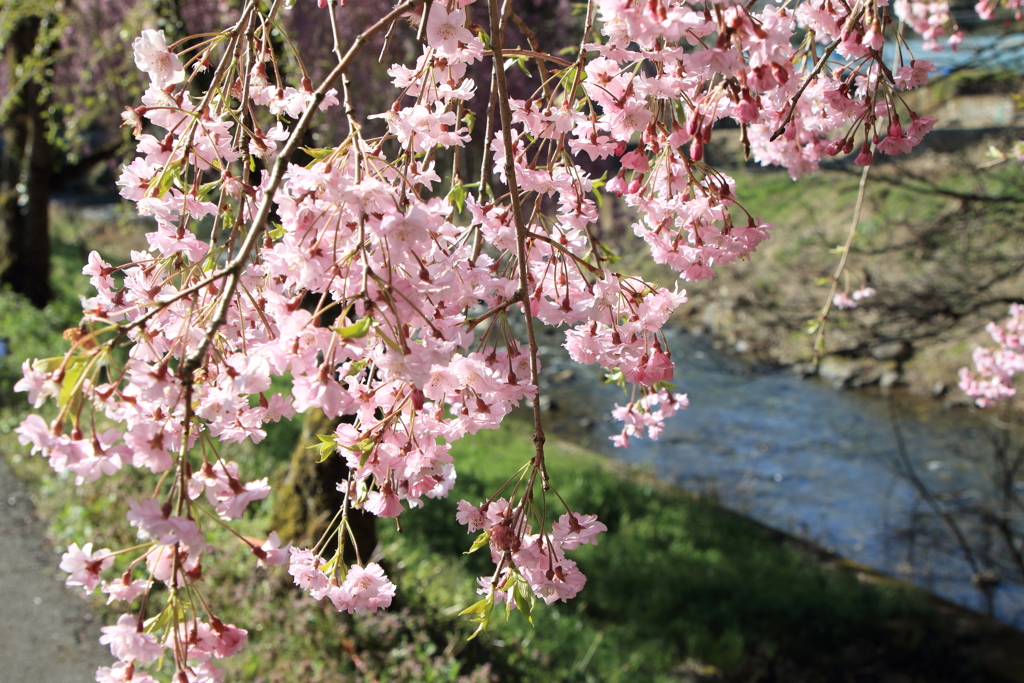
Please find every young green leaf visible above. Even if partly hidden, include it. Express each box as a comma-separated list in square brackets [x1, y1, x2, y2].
[307, 433, 338, 463]
[58, 356, 89, 409]
[448, 182, 467, 213]
[513, 577, 535, 626]
[465, 530, 491, 554]
[332, 317, 372, 339]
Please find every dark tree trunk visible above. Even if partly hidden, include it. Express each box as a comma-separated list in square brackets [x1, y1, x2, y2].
[0, 14, 53, 308]
[271, 409, 377, 565]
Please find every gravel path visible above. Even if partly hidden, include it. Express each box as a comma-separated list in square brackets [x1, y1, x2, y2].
[0, 457, 112, 683]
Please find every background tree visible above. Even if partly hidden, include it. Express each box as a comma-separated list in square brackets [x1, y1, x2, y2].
[0, 2, 61, 307]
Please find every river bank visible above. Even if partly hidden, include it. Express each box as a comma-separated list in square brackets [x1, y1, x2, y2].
[596, 134, 1024, 408]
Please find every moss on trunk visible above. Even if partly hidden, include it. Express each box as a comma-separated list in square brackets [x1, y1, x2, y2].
[271, 409, 376, 564]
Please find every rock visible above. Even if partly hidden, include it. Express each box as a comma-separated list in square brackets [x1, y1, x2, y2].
[734, 339, 752, 354]
[932, 381, 947, 397]
[792, 361, 818, 377]
[817, 356, 862, 387]
[880, 367, 902, 389]
[819, 356, 899, 389]
[852, 360, 898, 388]
[553, 368, 575, 382]
[870, 340, 913, 362]
[700, 303, 719, 330]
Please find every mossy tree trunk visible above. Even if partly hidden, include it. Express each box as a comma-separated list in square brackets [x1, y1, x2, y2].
[271, 409, 377, 565]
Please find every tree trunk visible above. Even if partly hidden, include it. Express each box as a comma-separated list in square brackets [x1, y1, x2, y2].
[0, 14, 53, 309]
[271, 409, 377, 565]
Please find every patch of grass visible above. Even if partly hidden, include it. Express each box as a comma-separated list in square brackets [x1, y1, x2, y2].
[389, 422, 983, 682]
[0, 236, 90, 405]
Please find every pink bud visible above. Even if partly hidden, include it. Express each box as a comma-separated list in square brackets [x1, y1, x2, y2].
[854, 143, 873, 166]
[689, 139, 704, 161]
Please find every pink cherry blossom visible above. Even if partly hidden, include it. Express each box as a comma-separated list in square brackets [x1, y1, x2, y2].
[99, 614, 164, 663]
[95, 662, 159, 683]
[340, 563, 396, 614]
[101, 576, 152, 604]
[133, 29, 184, 88]
[833, 292, 857, 310]
[60, 542, 114, 592]
[552, 513, 609, 550]
[425, 3, 475, 55]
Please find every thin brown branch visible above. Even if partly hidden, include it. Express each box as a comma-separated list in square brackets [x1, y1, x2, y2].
[488, 0, 546, 465]
[812, 160, 870, 366]
[179, 0, 424, 381]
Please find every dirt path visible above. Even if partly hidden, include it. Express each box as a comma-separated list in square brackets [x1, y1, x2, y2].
[0, 456, 112, 683]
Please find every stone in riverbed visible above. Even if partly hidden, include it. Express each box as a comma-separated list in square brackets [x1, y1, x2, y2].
[870, 340, 913, 362]
[818, 356, 899, 389]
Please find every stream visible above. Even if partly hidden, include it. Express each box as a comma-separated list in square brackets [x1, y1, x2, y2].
[530, 326, 1024, 627]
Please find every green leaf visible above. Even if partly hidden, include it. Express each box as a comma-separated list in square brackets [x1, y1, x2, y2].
[375, 327, 402, 353]
[513, 577, 535, 626]
[461, 110, 476, 133]
[196, 180, 221, 201]
[318, 553, 340, 576]
[143, 604, 175, 634]
[515, 55, 532, 78]
[32, 357, 64, 373]
[343, 437, 377, 470]
[447, 182, 467, 213]
[58, 356, 88, 409]
[459, 598, 490, 617]
[332, 317, 372, 339]
[598, 242, 620, 263]
[558, 64, 580, 95]
[465, 530, 491, 555]
[815, 277, 833, 286]
[301, 146, 335, 162]
[153, 160, 181, 198]
[345, 358, 369, 377]
[308, 433, 338, 463]
[460, 593, 495, 640]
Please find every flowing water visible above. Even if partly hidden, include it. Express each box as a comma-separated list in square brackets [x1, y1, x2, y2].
[531, 326, 1024, 626]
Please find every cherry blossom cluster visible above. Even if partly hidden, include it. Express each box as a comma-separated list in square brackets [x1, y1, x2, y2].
[456, 501, 607, 618]
[14, 0, 1018, 679]
[833, 285, 877, 311]
[959, 304, 1024, 407]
